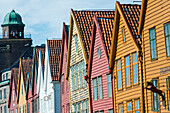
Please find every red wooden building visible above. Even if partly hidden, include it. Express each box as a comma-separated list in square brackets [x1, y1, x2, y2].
[58, 22, 70, 113]
[8, 68, 19, 113]
[87, 13, 115, 113]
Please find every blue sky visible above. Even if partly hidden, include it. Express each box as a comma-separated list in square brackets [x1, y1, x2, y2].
[0, 0, 140, 45]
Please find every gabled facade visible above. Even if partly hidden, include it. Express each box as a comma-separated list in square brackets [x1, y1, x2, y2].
[87, 14, 114, 113]
[58, 22, 70, 113]
[138, 0, 170, 112]
[8, 68, 18, 113]
[17, 59, 33, 113]
[66, 9, 116, 113]
[109, 2, 143, 113]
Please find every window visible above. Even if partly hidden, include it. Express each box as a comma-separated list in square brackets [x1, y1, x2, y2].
[13, 31, 15, 36]
[117, 59, 122, 89]
[79, 63, 82, 88]
[92, 78, 97, 101]
[81, 101, 84, 113]
[3, 74, 5, 81]
[77, 103, 80, 113]
[34, 99, 37, 113]
[74, 35, 78, 52]
[164, 23, 170, 57]
[19, 32, 22, 37]
[28, 103, 30, 113]
[22, 84, 23, 95]
[107, 74, 112, 98]
[75, 65, 78, 89]
[67, 103, 70, 113]
[98, 76, 103, 99]
[0, 90, 2, 99]
[0, 107, 2, 113]
[127, 101, 132, 113]
[13, 89, 15, 101]
[19, 107, 21, 113]
[6, 73, 8, 79]
[118, 104, 123, 113]
[4, 88, 6, 99]
[23, 105, 24, 113]
[167, 77, 170, 110]
[108, 109, 113, 113]
[62, 75, 64, 94]
[25, 104, 26, 113]
[5, 30, 7, 36]
[135, 99, 140, 113]
[16, 108, 17, 113]
[66, 80, 69, 92]
[4, 106, 7, 113]
[125, 56, 131, 87]
[151, 79, 159, 111]
[100, 110, 104, 113]
[122, 29, 125, 42]
[85, 100, 89, 113]
[132, 53, 138, 84]
[95, 111, 98, 113]
[97, 47, 101, 58]
[62, 106, 64, 113]
[74, 104, 77, 113]
[11, 110, 14, 113]
[149, 28, 157, 59]
[82, 62, 87, 86]
[71, 67, 74, 91]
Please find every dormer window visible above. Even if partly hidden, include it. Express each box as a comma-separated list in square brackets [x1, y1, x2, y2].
[122, 28, 125, 42]
[97, 47, 101, 59]
[74, 35, 78, 52]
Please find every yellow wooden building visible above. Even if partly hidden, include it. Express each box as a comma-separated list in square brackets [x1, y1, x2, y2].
[17, 58, 33, 113]
[138, 0, 170, 112]
[109, 2, 144, 113]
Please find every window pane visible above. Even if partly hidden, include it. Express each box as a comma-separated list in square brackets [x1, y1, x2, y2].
[98, 76, 103, 99]
[149, 28, 157, 59]
[93, 78, 97, 100]
[4, 88, 6, 99]
[79, 63, 82, 87]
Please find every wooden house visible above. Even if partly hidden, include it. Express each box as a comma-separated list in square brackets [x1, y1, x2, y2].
[138, 0, 170, 112]
[87, 13, 115, 113]
[58, 22, 70, 113]
[109, 2, 143, 113]
[17, 58, 33, 113]
[8, 68, 18, 113]
[66, 9, 116, 113]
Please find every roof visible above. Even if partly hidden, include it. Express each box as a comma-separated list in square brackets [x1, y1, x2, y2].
[21, 59, 33, 89]
[73, 10, 115, 59]
[58, 23, 69, 81]
[48, 39, 62, 81]
[1, 10, 25, 26]
[120, 4, 142, 47]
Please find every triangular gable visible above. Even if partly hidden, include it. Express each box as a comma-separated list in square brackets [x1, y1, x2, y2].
[16, 59, 22, 103]
[8, 68, 18, 108]
[66, 9, 115, 79]
[109, 1, 141, 69]
[25, 73, 32, 99]
[58, 22, 69, 81]
[138, 0, 147, 34]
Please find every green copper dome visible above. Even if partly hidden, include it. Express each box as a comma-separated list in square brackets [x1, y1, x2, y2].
[1, 10, 25, 26]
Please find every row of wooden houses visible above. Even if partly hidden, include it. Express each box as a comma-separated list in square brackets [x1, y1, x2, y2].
[6, 0, 170, 113]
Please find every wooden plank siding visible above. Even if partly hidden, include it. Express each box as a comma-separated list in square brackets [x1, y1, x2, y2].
[90, 24, 113, 112]
[113, 16, 142, 113]
[69, 21, 89, 112]
[140, 0, 170, 112]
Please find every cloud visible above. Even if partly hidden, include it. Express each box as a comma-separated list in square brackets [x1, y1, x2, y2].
[0, 0, 138, 45]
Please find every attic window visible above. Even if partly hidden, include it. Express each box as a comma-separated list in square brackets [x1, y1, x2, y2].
[122, 28, 126, 42]
[74, 35, 78, 52]
[97, 47, 101, 59]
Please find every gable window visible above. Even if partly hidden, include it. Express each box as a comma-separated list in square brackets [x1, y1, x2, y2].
[149, 28, 157, 59]
[13, 89, 15, 101]
[0, 90, 2, 100]
[118, 104, 123, 113]
[62, 75, 64, 94]
[117, 59, 122, 89]
[92, 78, 97, 101]
[167, 77, 170, 110]
[151, 79, 159, 111]
[135, 99, 140, 112]
[164, 23, 170, 57]
[98, 76, 103, 99]
[132, 53, 138, 84]
[97, 47, 101, 58]
[127, 101, 132, 113]
[4, 88, 6, 99]
[107, 74, 112, 98]
[125, 56, 131, 87]
[122, 28, 126, 42]
[78, 63, 82, 88]
[74, 35, 78, 52]
[75, 65, 78, 90]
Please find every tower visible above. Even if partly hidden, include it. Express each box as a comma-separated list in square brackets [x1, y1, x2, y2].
[1, 10, 25, 39]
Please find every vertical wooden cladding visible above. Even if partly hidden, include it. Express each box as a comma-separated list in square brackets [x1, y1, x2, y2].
[141, 0, 170, 112]
[90, 24, 113, 112]
[59, 23, 70, 113]
[112, 15, 142, 112]
[69, 21, 89, 112]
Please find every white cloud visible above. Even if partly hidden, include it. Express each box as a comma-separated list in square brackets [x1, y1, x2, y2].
[0, 0, 138, 45]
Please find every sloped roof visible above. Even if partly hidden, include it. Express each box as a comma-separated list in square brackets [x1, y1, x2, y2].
[97, 16, 114, 55]
[73, 10, 115, 58]
[48, 39, 62, 81]
[21, 59, 33, 89]
[120, 4, 142, 48]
